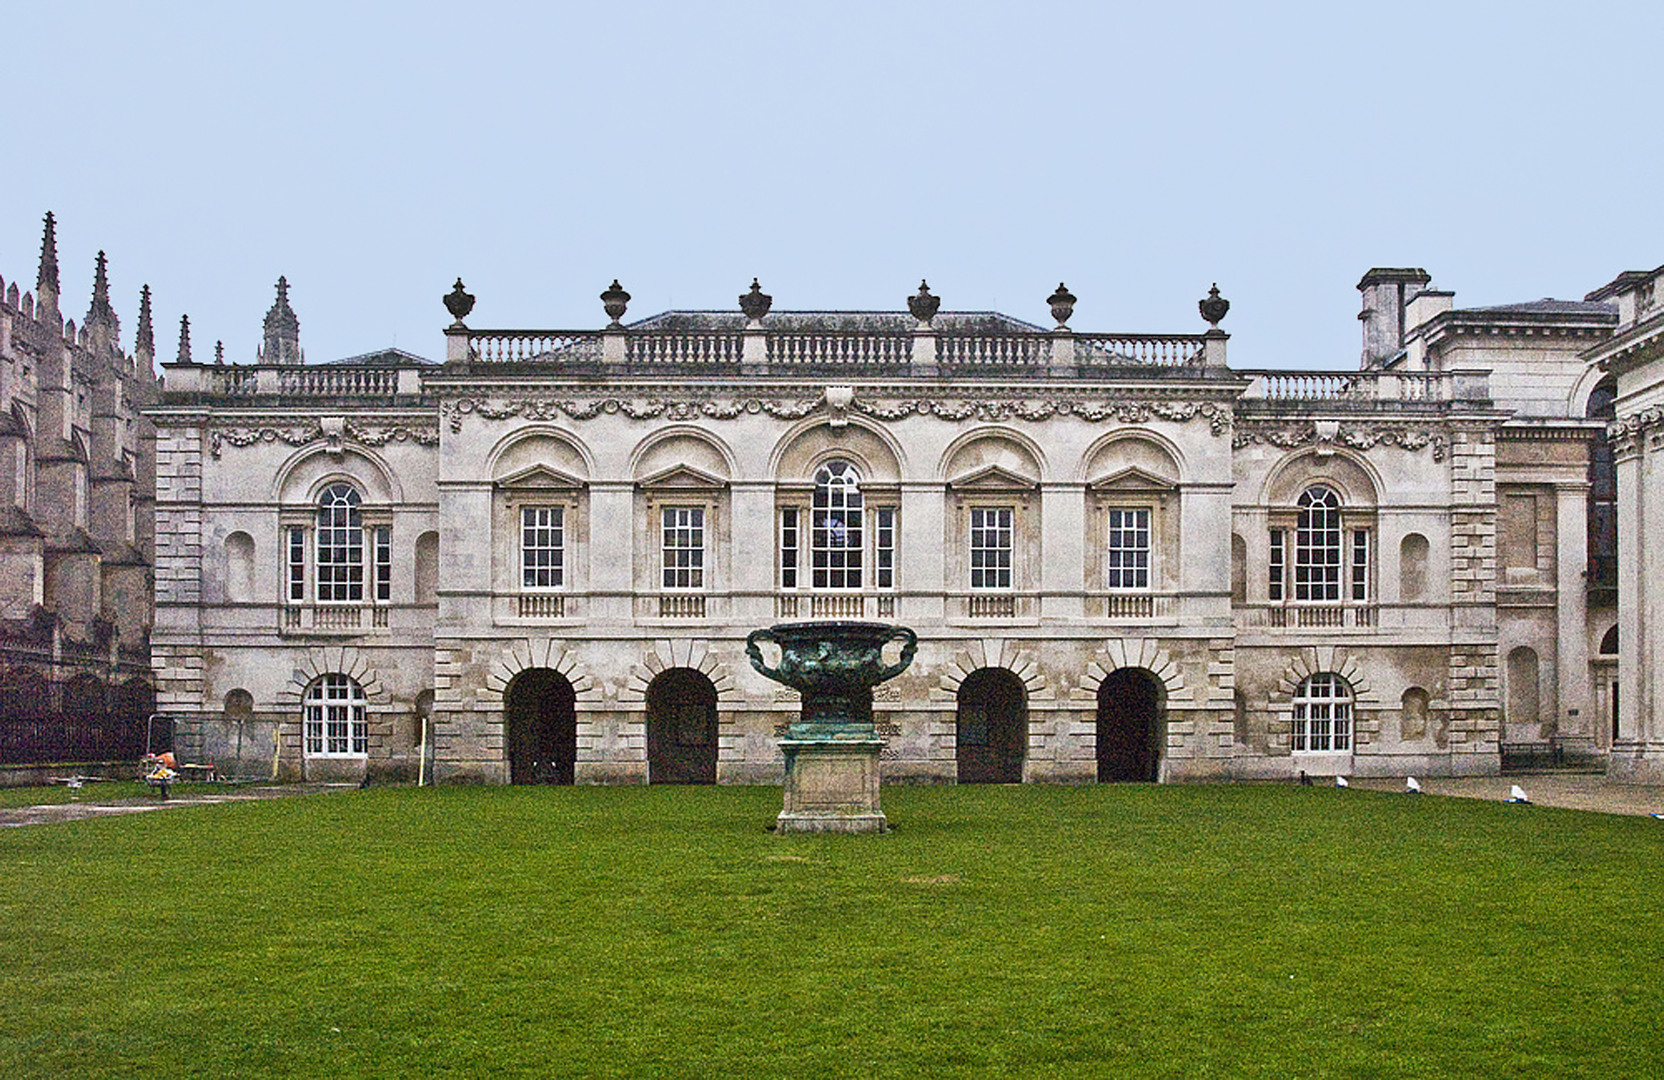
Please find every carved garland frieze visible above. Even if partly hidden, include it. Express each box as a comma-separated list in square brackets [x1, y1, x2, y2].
[207, 421, 438, 458]
[442, 394, 1233, 434]
[1233, 422, 1448, 461]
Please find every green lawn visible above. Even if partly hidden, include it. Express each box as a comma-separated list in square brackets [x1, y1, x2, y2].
[1, 784, 1659, 1079]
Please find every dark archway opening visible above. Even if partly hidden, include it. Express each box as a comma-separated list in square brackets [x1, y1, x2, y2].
[1097, 668, 1164, 782]
[646, 668, 718, 784]
[956, 668, 1027, 784]
[504, 669, 577, 784]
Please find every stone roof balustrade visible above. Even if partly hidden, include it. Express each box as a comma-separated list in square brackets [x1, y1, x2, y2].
[456, 319, 1217, 379]
[1239, 369, 1456, 407]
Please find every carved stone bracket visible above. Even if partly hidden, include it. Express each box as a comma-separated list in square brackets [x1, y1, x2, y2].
[1234, 421, 1448, 461]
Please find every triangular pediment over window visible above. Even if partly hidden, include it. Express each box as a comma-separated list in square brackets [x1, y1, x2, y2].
[494, 463, 588, 491]
[635, 464, 729, 490]
[946, 464, 1040, 492]
[1087, 466, 1177, 492]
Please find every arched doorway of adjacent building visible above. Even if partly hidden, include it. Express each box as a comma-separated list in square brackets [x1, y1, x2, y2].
[956, 668, 1027, 784]
[504, 669, 577, 784]
[1097, 668, 1164, 782]
[646, 668, 718, 784]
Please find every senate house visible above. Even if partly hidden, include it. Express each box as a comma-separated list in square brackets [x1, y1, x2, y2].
[5, 211, 1663, 786]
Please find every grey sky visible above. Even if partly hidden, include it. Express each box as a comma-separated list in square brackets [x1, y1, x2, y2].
[2, 1, 1658, 370]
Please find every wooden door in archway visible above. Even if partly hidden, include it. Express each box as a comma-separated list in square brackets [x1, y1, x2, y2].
[1097, 668, 1163, 782]
[504, 669, 577, 784]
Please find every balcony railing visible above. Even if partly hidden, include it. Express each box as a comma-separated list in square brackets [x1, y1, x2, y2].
[1241, 371, 1449, 403]
[280, 605, 391, 633]
[1236, 603, 1379, 629]
[1074, 333, 1207, 366]
[767, 331, 912, 367]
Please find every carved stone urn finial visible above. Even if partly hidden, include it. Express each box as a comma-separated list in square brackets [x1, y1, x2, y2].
[601, 279, 631, 326]
[739, 277, 772, 322]
[1048, 283, 1077, 329]
[908, 279, 940, 326]
[444, 278, 475, 325]
[1199, 283, 1230, 329]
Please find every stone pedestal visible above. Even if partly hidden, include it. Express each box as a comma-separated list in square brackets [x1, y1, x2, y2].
[776, 737, 887, 834]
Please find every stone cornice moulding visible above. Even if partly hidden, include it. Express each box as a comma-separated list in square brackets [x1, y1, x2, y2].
[441, 392, 1234, 435]
[1232, 419, 1449, 461]
[207, 420, 440, 458]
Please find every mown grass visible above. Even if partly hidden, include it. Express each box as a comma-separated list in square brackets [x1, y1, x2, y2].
[1, 784, 1660, 1079]
[0, 780, 239, 809]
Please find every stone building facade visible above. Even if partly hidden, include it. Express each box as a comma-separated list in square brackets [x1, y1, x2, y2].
[1, 214, 160, 768]
[148, 268, 1635, 785]
[1584, 264, 1664, 782]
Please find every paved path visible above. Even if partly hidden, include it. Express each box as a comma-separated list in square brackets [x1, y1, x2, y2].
[1346, 773, 1664, 817]
[0, 783, 351, 828]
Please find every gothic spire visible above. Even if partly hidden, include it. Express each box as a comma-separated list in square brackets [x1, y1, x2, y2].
[36, 211, 59, 314]
[176, 314, 193, 364]
[260, 275, 301, 365]
[135, 284, 155, 361]
[85, 251, 119, 348]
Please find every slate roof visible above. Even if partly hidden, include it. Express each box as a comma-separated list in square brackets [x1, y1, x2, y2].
[1466, 299, 1617, 318]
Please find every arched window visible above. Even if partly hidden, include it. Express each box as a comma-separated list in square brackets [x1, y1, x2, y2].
[812, 461, 864, 589]
[316, 484, 364, 602]
[1295, 487, 1343, 601]
[1292, 673, 1353, 753]
[303, 674, 367, 757]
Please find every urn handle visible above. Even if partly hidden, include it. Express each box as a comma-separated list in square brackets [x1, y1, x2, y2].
[874, 626, 918, 684]
[745, 627, 782, 682]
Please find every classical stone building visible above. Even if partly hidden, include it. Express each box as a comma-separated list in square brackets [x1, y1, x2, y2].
[0, 214, 160, 770]
[1584, 263, 1664, 783]
[149, 266, 1636, 785]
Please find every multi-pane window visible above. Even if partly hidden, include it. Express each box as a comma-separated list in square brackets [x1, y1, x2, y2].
[316, 484, 364, 602]
[875, 507, 897, 590]
[303, 673, 367, 757]
[1269, 527, 1285, 601]
[374, 526, 392, 602]
[811, 461, 863, 589]
[1294, 487, 1342, 601]
[661, 507, 705, 589]
[287, 525, 306, 602]
[969, 507, 1014, 589]
[779, 508, 800, 589]
[1106, 508, 1151, 589]
[1292, 672, 1353, 753]
[521, 507, 565, 588]
[1351, 530, 1370, 602]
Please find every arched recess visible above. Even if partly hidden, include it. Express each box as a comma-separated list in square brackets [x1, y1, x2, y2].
[621, 639, 737, 705]
[487, 426, 594, 484]
[646, 668, 719, 784]
[1097, 667, 1164, 782]
[276, 646, 389, 711]
[1080, 430, 1184, 486]
[629, 426, 735, 483]
[504, 669, 576, 784]
[273, 445, 401, 506]
[1230, 534, 1248, 604]
[482, 639, 601, 707]
[1080, 638, 1191, 706]
[225, 531, 255, 602]
[1599, 626, 1618, 655]
[1262, 448, 1382, 509]
[955, 667, 1027, 784]
[224, 689, 254, 719]
[939, 427, 1047, 484]
[771, 418, 904, 483]
[414, 531, 439, 605]
[1400, 686, 1431, 741]
[1400, 533, 1430, 601]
